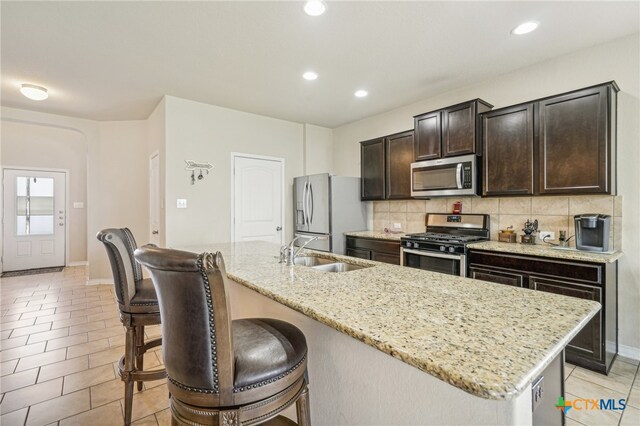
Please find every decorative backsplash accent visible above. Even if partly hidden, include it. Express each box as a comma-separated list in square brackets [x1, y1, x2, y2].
[372, 195, 622, 250]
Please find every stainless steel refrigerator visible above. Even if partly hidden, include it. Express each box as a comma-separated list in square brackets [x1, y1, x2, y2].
[293, 173, 369, 254]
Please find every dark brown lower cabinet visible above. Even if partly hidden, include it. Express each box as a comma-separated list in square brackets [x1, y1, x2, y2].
[531, 276, 602, 361]
[346, 237, 400, 265]
[345, 247, 371, 260]
[468, 250, 617, 374]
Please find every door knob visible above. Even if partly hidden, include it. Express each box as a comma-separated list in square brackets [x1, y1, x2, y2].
[276, 226, 282, 231]
[152, 230, 159, 235]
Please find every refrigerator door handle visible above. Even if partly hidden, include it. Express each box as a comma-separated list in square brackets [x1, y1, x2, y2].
[304, 182, 311, 225]
[309, 183, 314, 225]
[302, 180, 309, 225]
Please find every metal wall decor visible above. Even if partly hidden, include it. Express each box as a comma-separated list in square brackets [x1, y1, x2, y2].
[185, 160, 214, 185]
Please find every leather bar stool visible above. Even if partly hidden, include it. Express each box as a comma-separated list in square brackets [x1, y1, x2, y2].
[97, 228, 167, 425]
[134, 246, 311, 426]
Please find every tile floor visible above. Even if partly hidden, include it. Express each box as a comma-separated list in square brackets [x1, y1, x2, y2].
[1, 266, 639, 425]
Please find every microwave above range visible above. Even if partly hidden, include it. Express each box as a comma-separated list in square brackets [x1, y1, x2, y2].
[411, 154, 478, 198]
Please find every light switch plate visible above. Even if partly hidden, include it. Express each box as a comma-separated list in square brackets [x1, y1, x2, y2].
[176, 199, 187, 209]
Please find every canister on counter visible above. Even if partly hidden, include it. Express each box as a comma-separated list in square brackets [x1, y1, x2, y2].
[498, 227, 517, 243]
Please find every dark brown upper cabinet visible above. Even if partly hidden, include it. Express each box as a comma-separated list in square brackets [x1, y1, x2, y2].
[414, 111, 441, 160]
[360, 138, 386, 200]
[538, 84, 617, 195]
[414, 99, 493, 161]
[385, 130, 414, 199]
[482, 103, 535, 196]
[481, 82, 618, 197]
[360, 130, 414, 201]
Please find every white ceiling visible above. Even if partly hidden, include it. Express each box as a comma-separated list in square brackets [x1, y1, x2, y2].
[1, 1, 639, 128]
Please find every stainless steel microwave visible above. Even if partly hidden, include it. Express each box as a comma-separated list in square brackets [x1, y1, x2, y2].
[411, 154, 478, 197]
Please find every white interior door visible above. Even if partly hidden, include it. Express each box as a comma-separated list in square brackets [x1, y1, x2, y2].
[233, 155, 283, 244]
[149, 153, 160, 246]
[3, 169, 66, 271]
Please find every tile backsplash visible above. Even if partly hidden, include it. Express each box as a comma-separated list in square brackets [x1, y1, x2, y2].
[372, 195, 622, 250]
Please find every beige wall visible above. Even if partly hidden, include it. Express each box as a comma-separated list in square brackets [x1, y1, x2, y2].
[333, 33, 640, 356]
[303, 123, 334, 175]
[1, 120, 88, 263]
[94, 120, 149, 278]
[163, 96, 304, 247]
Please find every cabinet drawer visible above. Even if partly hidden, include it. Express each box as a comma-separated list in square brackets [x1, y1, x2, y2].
[346, 237, 400, 255]
[469, 266, 525, 288]
[468, 250, 602, 284]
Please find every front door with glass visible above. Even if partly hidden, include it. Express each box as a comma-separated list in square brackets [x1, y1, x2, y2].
[2, 169, 66, 271]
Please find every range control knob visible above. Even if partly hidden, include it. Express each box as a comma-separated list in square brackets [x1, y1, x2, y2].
[440, 245, 446, 252]
[449, 247, 455, 253]
[405, 241, 411, 247]
[412, 242, 419, 248]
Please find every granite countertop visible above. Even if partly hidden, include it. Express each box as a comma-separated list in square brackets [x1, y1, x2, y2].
[468, 241, 623, 264]
[344, 230, 405, 241]
[183, 241, 600, 401]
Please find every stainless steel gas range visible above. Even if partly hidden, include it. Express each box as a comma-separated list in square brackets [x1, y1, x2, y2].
[400, 213, 490, 277]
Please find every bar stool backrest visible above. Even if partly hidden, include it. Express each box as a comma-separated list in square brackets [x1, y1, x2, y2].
[97, 228, 143, 307]
[134, 246, 234, 401]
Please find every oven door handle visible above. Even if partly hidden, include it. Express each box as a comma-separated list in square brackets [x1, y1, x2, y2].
[401, 248, 461, 260]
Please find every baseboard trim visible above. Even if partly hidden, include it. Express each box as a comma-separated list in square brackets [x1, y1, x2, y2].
[68, 261, 88, 267]
[87, 278, 113, 286]
[618, 344, 640, 361]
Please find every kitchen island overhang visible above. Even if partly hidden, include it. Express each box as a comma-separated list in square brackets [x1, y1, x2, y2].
[182, 242, 600, 425]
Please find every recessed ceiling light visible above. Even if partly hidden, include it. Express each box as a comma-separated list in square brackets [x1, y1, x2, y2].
[354, 90, 368, 98]
[303, 71, 318, 81]
[304, 1, 326, 17]
[20, 84, 48, 101]
[511, 21, 539, 35]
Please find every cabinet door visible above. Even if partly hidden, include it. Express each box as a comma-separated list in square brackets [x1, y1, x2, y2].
[531, 276, 603, 362]
[361, 138, 385, 200]
[442, 101, 477, 157]
[385, 130, 414, 199]
[482, 104, 534, 196]
[346, 248, 372, 260]
[414, 111, 441, 161]
[538, 85, 610, 194]
[469, 266, 525, 288]
[371, 251, 400, 265]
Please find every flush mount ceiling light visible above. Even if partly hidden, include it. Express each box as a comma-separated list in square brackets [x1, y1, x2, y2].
[511, 21, 539, 35]
[303, 71, 318, 81]
[354, 90, 368, 98]
[20, 83, 48, 101]
[304, 1, 326, 16]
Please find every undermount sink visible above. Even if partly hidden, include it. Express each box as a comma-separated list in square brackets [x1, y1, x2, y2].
[311, 262, 368, 273]
[293, 256, 371, 272]
[293, 256, 336, 266]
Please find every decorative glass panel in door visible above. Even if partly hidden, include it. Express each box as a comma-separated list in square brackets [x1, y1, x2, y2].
[16, 176, 55, 236]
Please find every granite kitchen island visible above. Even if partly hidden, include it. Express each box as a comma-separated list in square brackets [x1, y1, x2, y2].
[183, 241, 600, 425]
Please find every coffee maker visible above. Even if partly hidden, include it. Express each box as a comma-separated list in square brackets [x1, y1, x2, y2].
[574, 214, 611, 252]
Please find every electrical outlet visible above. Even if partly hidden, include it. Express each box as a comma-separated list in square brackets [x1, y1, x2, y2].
[539, 231, 554, 241]
[393, 222, 402, 229]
